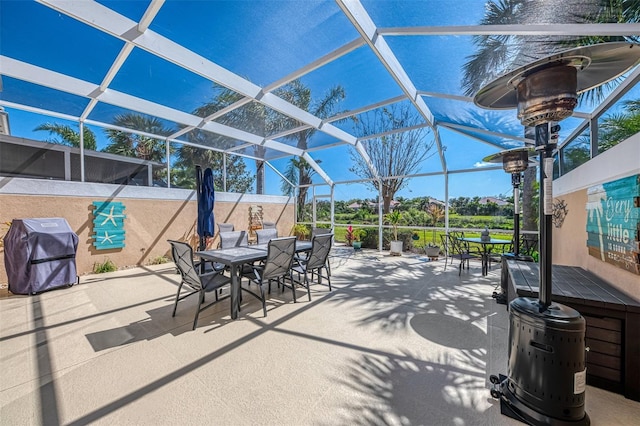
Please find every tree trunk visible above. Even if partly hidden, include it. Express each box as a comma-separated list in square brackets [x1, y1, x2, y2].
[298, 187, 308, 222]
[382, 194, 392, 214]
[298, 167, 308, 222]
[255, 160, 264, 194]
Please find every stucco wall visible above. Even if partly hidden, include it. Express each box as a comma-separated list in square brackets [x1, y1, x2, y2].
[0, 178, 294, 284]
[553, 133, 640, 299]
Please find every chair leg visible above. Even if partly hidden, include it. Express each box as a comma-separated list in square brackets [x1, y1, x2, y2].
[290, 273, 297, 303]
[172, 283, 183, 317]
[193, 290, 205, 330]
[260, 285, 267, 317]
[303, 271, 311, 302]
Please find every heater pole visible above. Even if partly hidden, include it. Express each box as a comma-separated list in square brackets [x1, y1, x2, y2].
[535, 124, 555, 310]
[512, 172, 521, 257]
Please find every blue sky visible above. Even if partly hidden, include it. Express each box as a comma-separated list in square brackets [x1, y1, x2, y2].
[1, 0, 624, 202]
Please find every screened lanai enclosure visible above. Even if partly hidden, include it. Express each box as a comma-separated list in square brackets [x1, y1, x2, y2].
[1, 0, 639, 238]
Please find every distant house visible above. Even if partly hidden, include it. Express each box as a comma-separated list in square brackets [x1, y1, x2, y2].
[367, 200, 401, 210]
[348, 200, 401, 210]
[478, 197, 509, 206]
[428, 198, 445, 207]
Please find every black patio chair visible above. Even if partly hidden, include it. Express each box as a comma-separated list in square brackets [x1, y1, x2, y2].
[441, 234, 482, 275]
[310, 227, 333, 275]
[291, 233, 333, 301]
[168, 240, 231, 330]
[241, 236, 296, 316]
[520, 234, 539, 257]
[255, 228, 278, 244]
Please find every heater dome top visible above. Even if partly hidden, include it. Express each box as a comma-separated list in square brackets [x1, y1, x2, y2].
[482, 147, 536, 164]
[474, 42, 640, 110]
[483, 147, 536, 173]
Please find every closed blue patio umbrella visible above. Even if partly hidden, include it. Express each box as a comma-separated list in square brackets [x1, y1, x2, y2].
[197, 166, 215, 252]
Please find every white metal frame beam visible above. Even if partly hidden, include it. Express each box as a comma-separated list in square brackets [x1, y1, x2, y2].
[378, 23, 640, 37]
[37, 0, 351, 186]
[336, 0, 448, 175]
[439, 121, 532, 146]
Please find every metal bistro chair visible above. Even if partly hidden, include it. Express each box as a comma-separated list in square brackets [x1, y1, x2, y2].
[241, 237, 296, 316]
[168, 240, 231, 330]
[218, 223, 235, 233]
[520, 234, 539, 257]
[255, 228, 278, 244]
[310, 227, 333, 276]
[219, 230, 248, 248]
[291, 233, 333, 301]
[441, 234, 482, 275]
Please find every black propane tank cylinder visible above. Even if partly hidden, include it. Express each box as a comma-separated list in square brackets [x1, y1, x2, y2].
[507, 297, 587, 422]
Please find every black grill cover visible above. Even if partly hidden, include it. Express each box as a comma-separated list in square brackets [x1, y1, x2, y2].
[3, 218, 79, 294]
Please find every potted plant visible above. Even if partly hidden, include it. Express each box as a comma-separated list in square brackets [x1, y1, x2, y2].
[345, 225, 365, 249]
[384, 210, 403, 256]
[425, 204, 444, 258]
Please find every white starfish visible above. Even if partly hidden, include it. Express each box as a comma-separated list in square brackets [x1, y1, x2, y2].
[98, 206, 125, 227]
[99, 231, 114, 244]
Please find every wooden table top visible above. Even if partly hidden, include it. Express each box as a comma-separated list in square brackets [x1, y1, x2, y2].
[507, 259, 640, 313]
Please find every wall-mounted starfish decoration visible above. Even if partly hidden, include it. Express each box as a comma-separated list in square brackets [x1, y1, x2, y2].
[98, 206, 125, 227]
[98, 231, 114, 244]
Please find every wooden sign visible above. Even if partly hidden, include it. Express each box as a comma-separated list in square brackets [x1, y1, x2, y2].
[91, 201, 126, 250]
[586, 174, 640, 274]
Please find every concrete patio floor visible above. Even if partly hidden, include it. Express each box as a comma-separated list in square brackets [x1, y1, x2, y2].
[2, 248, 639, 425]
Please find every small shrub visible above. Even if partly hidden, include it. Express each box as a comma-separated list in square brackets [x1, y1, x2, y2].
[93, 258, 117, 274]
[293, 224, 311, 240]
[150, 255, 170, 265]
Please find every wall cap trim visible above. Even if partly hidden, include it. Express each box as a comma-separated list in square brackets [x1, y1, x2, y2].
[0, 177, 293, 203]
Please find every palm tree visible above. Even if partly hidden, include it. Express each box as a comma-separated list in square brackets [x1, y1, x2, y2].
[173, 143, 253, 192]
[598, 99, 640, 152]
[273, 79, 346, 221]
[189, 86, 285, 194]
[462, 0, 640, 232]
[280, 157, 319, 221]
[34, 122, 97, 150]
[104, 113, 170, 162]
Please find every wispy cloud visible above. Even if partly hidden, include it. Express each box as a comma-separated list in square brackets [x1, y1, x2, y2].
[473, 161, 492, 168]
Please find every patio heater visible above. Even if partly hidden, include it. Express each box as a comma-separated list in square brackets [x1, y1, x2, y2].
[483, 147, 536, 304]
[474, 42, 640, 426]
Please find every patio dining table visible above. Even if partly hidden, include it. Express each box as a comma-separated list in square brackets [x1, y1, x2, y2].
[196, 240, 312, 319]
[458, 237, 510, 276]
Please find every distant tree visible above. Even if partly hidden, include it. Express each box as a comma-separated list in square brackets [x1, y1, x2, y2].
[563, 143, 591, 173]
[189, 86, 285, 194]
[173, 145, 253, 191]
[349, 104, 436, 214]
[598, 99, 640, 152]
[462, 0, 640, 234]
[280, 157, 319, 221]
[104, 113, 169, 162]
[34, 122, 97, 150]
[275, 80, 346, 221]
